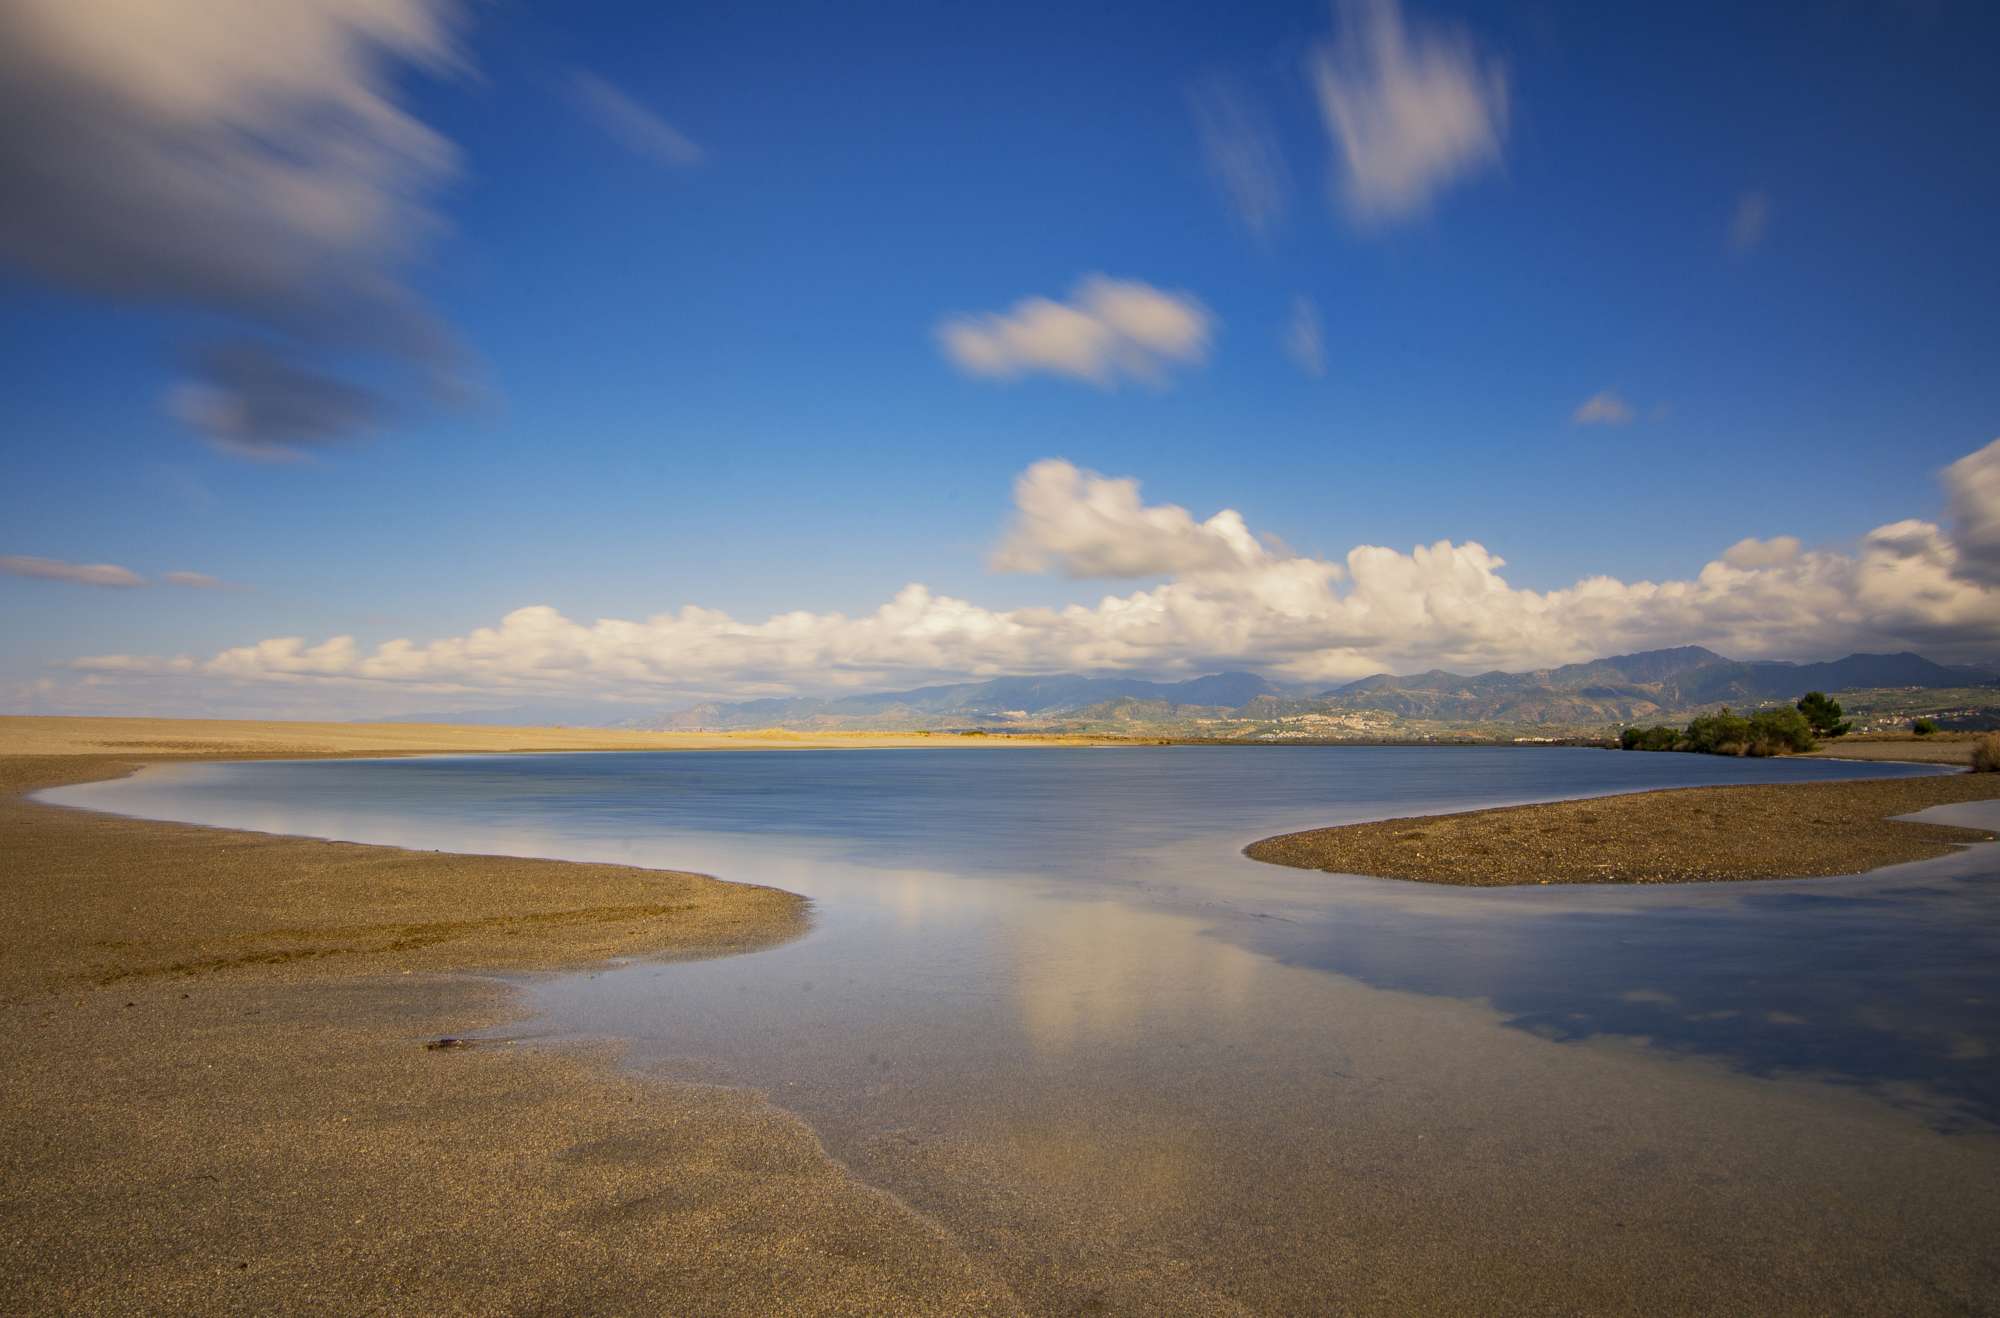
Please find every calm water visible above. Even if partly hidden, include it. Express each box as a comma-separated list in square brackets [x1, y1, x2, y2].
[45, 747, 2000, 1310]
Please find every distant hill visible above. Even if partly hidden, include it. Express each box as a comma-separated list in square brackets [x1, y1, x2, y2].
[1307, 648, 1996, 726]
[636, 671, 1282, 731]
[386, 648, 1998, 737]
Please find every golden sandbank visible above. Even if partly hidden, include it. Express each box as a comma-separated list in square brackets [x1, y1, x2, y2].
[1247, 772, 2000, 886]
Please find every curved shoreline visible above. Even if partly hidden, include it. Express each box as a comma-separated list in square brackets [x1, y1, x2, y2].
[1245, 773, 2000, 886]
[0, 751, 1021, 1313]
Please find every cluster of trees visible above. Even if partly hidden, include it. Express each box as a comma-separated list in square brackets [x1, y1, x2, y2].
[1620, 691, 1849, 758]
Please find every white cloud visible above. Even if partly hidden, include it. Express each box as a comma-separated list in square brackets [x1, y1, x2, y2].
[937, 276, 1214, 387]
[1730, 190, 1771, 253]
[1572, 390, 1636, 426]
[65, 443, 2000, 709]
[1189, 77, 1291, 235]
[1944, 437, 2000, 585]
[1284, 296, 1326, 378]
[1309, 0, 1508, 225]
[1720, 536, 1801, 570]
[570, 71, 703, 167]
[991, 461, 1272, 578]
[0, 0, 466, 456]
[1, 556, 144, 588]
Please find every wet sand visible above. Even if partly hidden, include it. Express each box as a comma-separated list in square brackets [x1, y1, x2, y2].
[10, 725, 2000, 1313]
[1247, 772, 2000, 885]
[0, 752, 1018, 1314]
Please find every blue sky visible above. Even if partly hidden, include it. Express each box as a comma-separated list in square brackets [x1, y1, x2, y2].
[2, 0, 1997, 716]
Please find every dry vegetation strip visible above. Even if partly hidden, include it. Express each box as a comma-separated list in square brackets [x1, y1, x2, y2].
[1246, 773, 2000, 887]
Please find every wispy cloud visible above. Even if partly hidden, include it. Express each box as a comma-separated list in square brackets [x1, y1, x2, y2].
[1729, 190, 1771, 253]
[162, 571, 238, 590]
[1284, 296, 1327, 378]
[937, 276, 1214, 387]
[1189, 76, 1291, 236]
[0, 0, 469, 458]
[1, 556, 145, 589]
[68, 441, 2000, 705]
[2, 557, 238, 590]
[166, 341, 384, 461]
[570, 71, 704, 167]
[1308, 0, 1509, 226]
[1572, 390, 1636, 426]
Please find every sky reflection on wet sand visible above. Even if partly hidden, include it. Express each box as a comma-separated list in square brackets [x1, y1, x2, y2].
[46, 748, 2000, 1311]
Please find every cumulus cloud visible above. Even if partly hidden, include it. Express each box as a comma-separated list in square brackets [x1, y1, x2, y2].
[1730, 190, 1771, 253]
[0, 0, 466, 455]
[66, 443, 2000, 707]
[991, 461, 1271, 578]
[1189, 77, 1291, 236]
[1, 556, 145, 588]
[1720, 536, 1802, 570]
[937, 276, 1214, 387]
[1572, 390, 1636, 426]
[1284, 296, 1327, 378]
[570, 71, 703, 167]
[1944, 438, 2000, 585]
[1309, 0, 1508, 225]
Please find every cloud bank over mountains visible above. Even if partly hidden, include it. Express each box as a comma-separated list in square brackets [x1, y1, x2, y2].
[55, 439, 2000, 712]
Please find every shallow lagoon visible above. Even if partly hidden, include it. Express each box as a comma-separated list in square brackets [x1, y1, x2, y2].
[50, 747, 2000, 1311]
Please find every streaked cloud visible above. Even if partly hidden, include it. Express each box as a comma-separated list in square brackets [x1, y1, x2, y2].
[1284, 296, 1327, 378]
[1, 557, 239, 590]
[0, 0, 467, 456]
[570, 70, 703, 167]
[69, 442, 2000, 704]
[937, 276, 1214, 387]
[166, 341, 383, 461]
[1189, 76, 1291, 236]
[1729, 190, 1771, 253]
[1309, 0, 1508, 225]
[162, 571, 235, 590]
[1, 556, 145, 589]
[1572, 390, 1636, 426]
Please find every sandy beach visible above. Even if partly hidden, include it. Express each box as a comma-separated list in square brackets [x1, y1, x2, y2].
[1798, 734, 1984, 765]
[0, 726, 1025, 1314]
[9, 718, 2000, 1314]
[1247, 772, 2000, 886]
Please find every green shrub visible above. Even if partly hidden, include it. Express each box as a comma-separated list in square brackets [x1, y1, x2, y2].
[1684, 709, 1754, 755]
[1747, 706, 1816, 755]
[1618, 725, 1682, 751]
[1973, 733, 2000, 773]
[1912, 718, 1938, 736]
[1795, 691, 1852, 738]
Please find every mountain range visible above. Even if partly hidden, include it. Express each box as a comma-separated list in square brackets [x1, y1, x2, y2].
[622, 647, 1997, 734]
